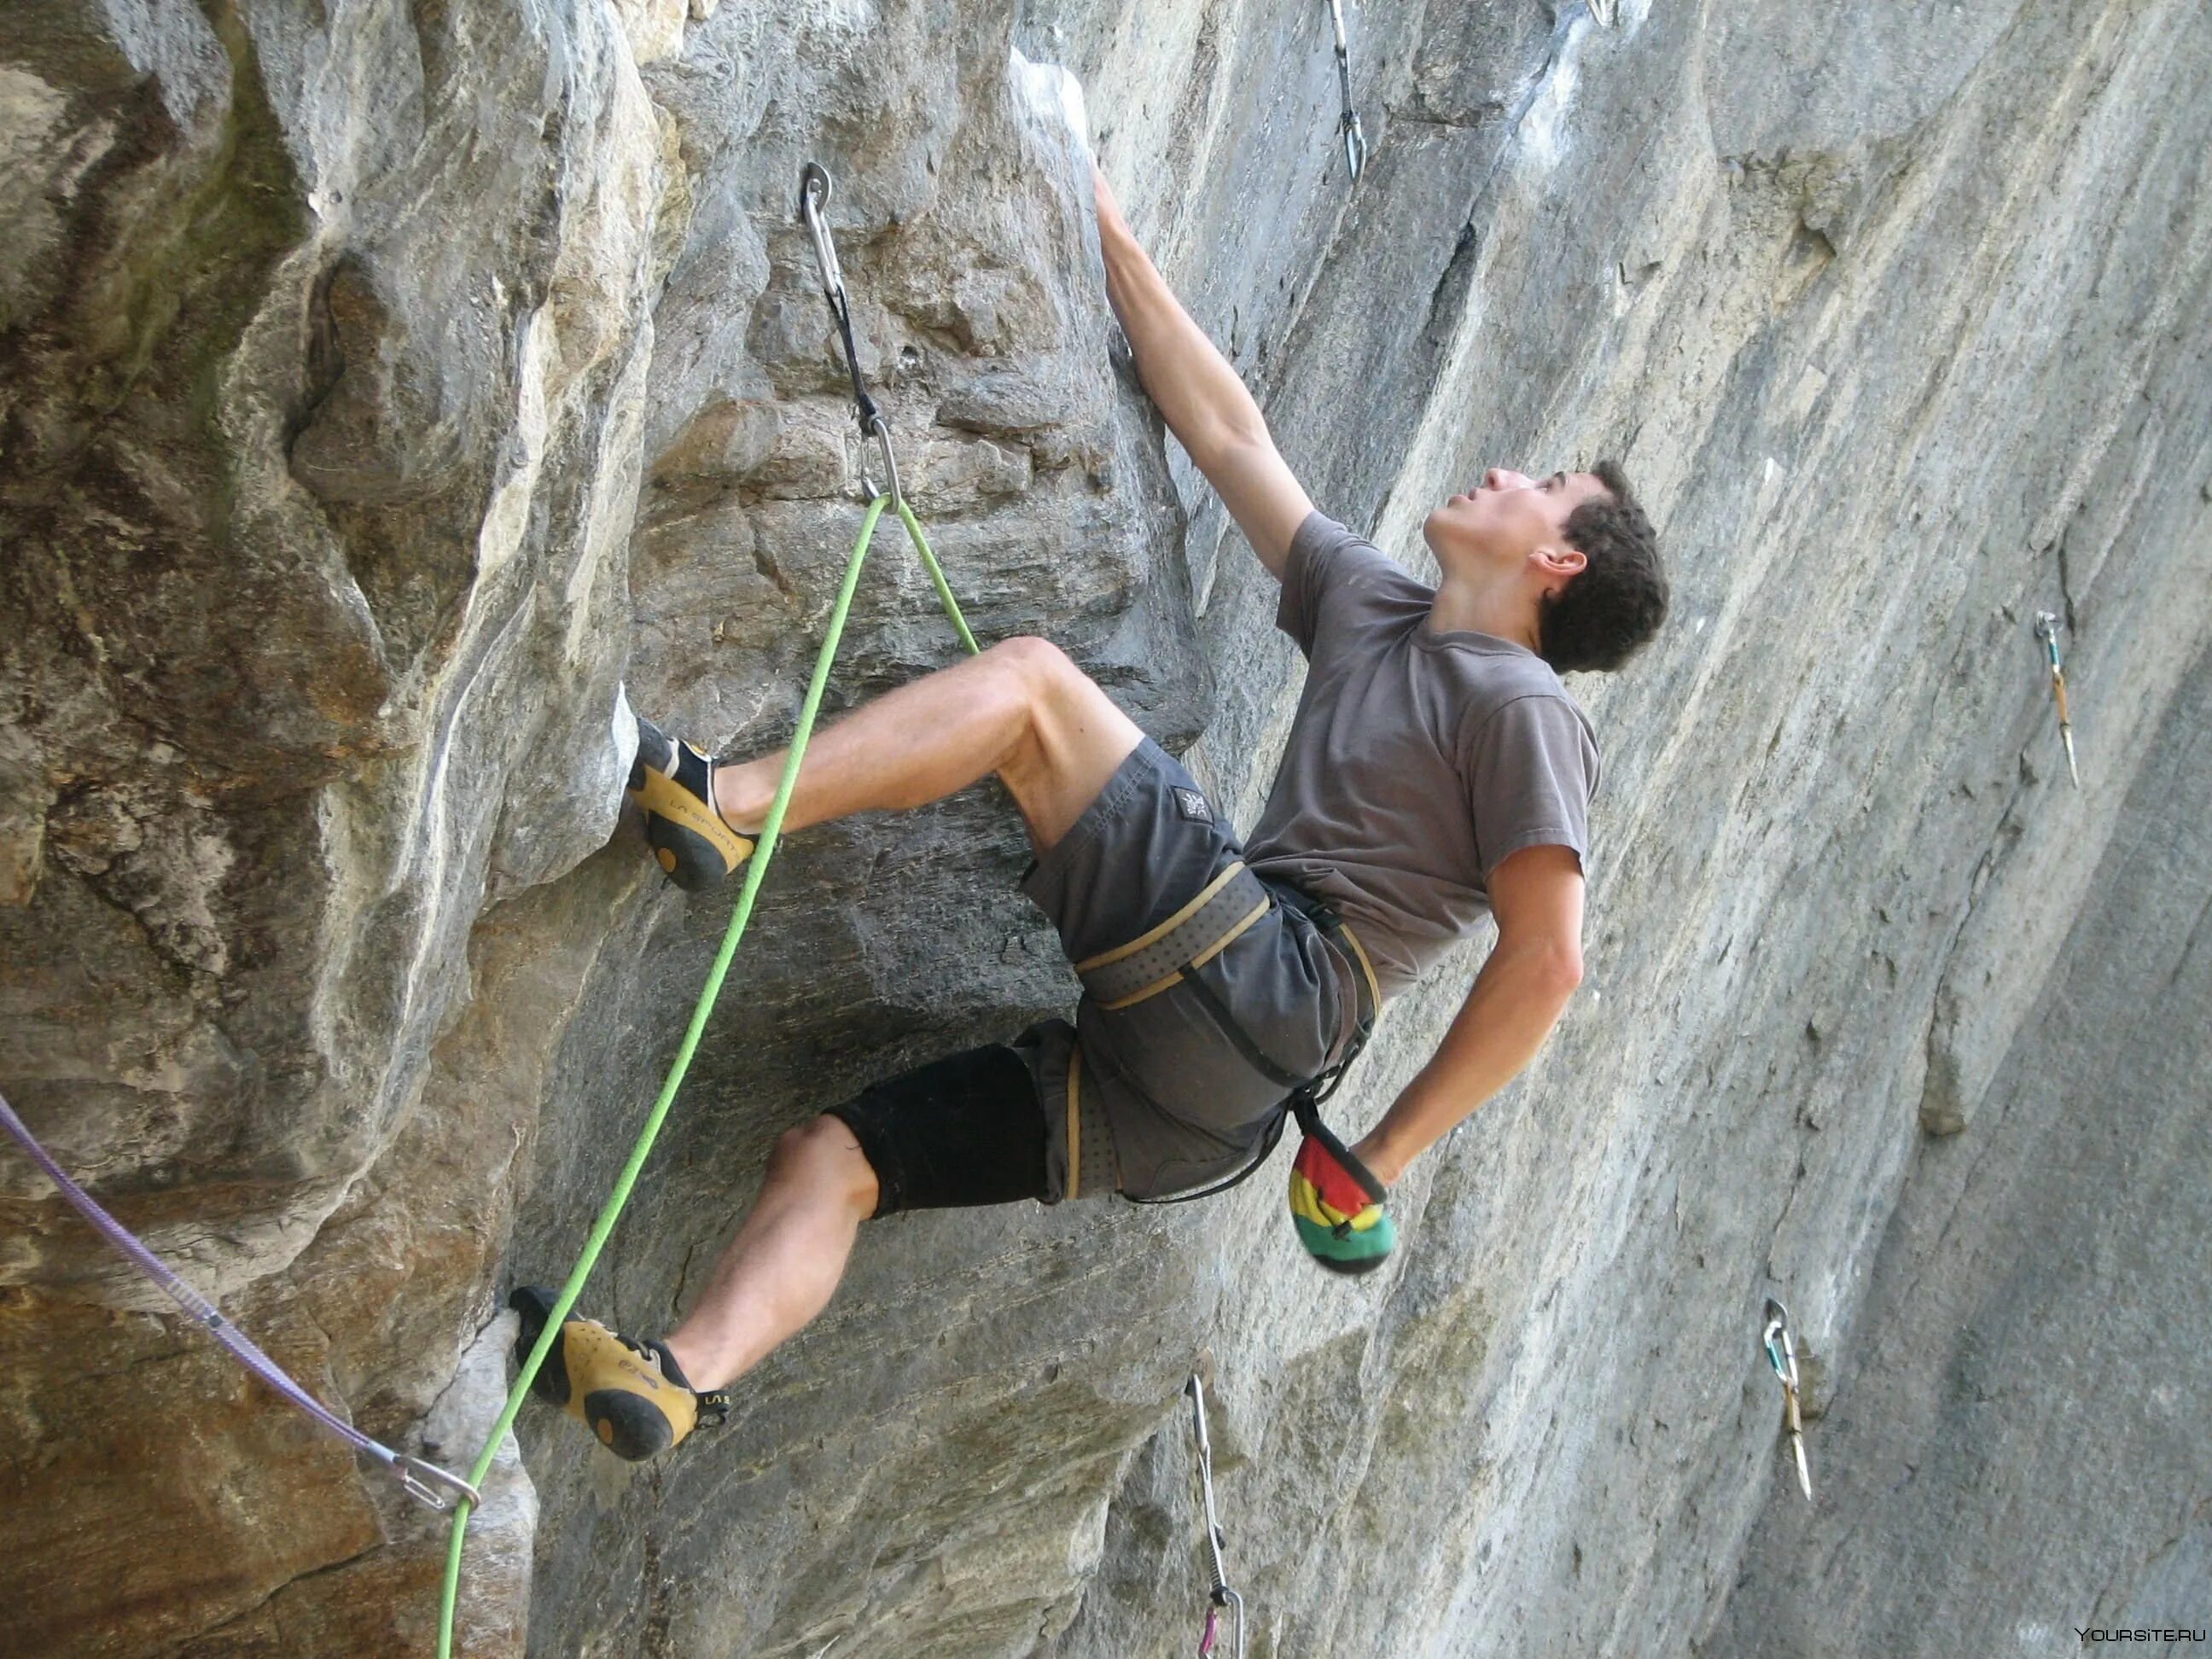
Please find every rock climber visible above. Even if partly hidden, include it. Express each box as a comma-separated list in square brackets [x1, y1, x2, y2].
[512, 165, 1667, 1460]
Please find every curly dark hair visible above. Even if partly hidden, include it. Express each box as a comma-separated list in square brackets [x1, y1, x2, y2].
[1538, 459, 1668, 674]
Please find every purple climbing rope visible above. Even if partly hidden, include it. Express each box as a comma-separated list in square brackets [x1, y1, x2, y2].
[0, 1086, 480, 1511]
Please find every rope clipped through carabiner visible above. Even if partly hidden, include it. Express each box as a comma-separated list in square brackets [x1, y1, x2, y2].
[1327, 0, 1367, 183]
[433, 162, 982, 1656]
[0, 1088, 483, 1514]
[1186, 1373, 1248, 1659]
[1761, 1298, 1813, 1502]
[2033, 611, 2081, 789]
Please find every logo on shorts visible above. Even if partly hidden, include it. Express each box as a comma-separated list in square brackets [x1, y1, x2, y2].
[1173, 786, 1214, 824]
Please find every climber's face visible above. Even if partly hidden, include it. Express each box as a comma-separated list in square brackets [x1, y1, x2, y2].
[1424, 468, 1607, 587]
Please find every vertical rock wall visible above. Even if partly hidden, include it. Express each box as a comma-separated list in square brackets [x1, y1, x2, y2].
[0, 1, 2204, 1654]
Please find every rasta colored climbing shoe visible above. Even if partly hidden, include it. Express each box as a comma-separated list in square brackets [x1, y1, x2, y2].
[1287, 1120, 1396, 1276]
[508, 1285, 728, 1461]
[628, 715, 755, 892]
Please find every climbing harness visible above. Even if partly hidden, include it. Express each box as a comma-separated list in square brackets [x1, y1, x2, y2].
[0, 1087, 482, 1514]
[1072, 871, 1387, 1236]
[1761, 1297, 1813, 1502]
[1074, 862, 1276, 1011]
[1124, 883, 1380, 1208]
[1185, 1373, 1247, 1659]
[2033, 611, 2081, 789]
[434, 161, 982, 1656]
[1326, 0, 1367, 183]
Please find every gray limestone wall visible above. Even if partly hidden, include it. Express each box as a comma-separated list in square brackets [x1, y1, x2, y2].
[0, 1, 2205, 1655]
[1711, 640, 2212, 1656]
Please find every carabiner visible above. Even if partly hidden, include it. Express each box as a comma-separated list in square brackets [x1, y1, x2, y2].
[1761, 1297, 1797, 1391]
[1185, 1375, 1247, 1659]
[1761, 1298, 1813, 1501]
[861, 412, 903, 513]
[394, 1452, 485, 1514]
[2033, 610, 2081, 789]
[1329, 0, 1366, 183]
[800, 162, 846, 306]
[799, 161, 901, 507]
[1340, 111, 1367, 182]
[1213, 1586, 1247, 1659]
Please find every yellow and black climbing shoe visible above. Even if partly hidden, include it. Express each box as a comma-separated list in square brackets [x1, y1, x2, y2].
[628, 715, 755, 892]
[509, 1285, 729, 1461]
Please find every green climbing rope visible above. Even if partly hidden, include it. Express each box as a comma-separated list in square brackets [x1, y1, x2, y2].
[435, 493, 977, 1656]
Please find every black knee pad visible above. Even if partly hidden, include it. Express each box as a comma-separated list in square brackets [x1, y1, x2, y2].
[824, 1044, 1051, 1217]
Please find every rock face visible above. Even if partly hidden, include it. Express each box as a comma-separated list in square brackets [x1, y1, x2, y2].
[1, 1, 2206, 1655]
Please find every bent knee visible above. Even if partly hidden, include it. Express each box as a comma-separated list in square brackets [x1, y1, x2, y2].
[769, 1116, 880, 1212]
[988, 634, 1086, 700]
[988, 634, 1129, 747]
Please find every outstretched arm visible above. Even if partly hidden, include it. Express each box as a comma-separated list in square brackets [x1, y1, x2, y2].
[1350, 846, 1586, 1185]
[1093, 166, 1314, 578]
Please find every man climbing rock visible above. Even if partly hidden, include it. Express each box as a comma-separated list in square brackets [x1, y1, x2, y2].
[513, 165, 1666, 1461]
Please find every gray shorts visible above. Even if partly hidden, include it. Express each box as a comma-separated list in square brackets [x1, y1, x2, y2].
[1017, 738, 1359, 1202]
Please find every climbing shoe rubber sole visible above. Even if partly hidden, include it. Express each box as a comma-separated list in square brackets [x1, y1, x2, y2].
[628, 716, 756, 893]
[509, 1285, 723, 1461]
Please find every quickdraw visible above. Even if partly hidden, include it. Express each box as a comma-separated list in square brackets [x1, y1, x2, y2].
[1326, 0, 1367, 183]
[800, 161, 975, 651]
[2033, 611, 2081, 789]
[1186, 1373, 1247, 1659]
[0, 1087, 481, 1513]
[802, 162, 903, 514]
[1761, 1297, 1813, 1502]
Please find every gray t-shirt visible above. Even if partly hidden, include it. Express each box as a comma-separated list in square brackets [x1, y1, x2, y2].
[1243, 510, 1600, 1001]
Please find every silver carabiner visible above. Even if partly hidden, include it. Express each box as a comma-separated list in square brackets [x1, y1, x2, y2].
[1185, 1374, 1246, 1659]
[800, 161, 846, 307]
[394, 1452, 485, 1514]
[1761, 1296, 1797, 1391]
[1214, 1586, 1246, 1659]
[862, 412, 903, 513]
[1761, 1298, 1813, 1501]
[1188, 1373, 1225, 1575]
[1329, 0, 1366, 183]
[801, 162, 904, 509]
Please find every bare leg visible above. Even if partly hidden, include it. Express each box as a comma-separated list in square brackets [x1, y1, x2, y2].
[661, 1117, 879, 1393]
[663, 638, 1141, 1390]
[712, 635, 1143, 854]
